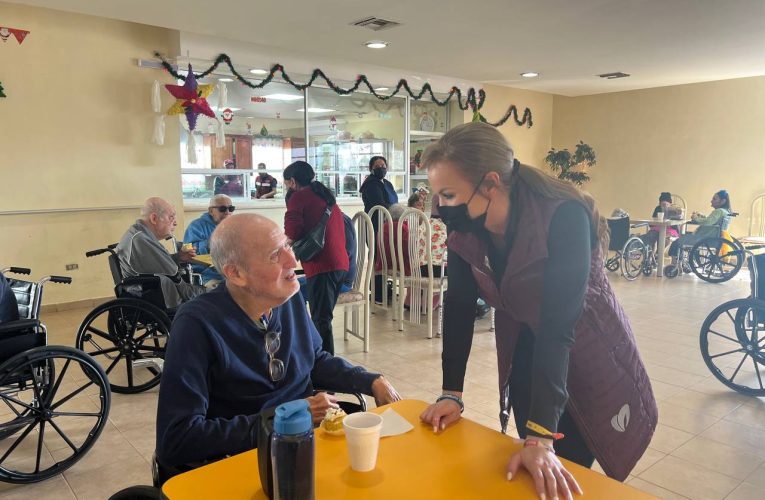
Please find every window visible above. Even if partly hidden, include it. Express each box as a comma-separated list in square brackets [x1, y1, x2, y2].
[180, 81, 306, 202]
[306, 87, 407, 199]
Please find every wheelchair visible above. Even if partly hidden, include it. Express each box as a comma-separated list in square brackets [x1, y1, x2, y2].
[76, 244, 197, 394]
[0, 267, 110, 483]
[665, 212, 746, 283]
[605, 217, 652, 280]
[699, 249, 765, 395]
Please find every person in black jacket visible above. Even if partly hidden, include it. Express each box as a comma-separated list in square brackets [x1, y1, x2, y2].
[359, 156, 398, 302]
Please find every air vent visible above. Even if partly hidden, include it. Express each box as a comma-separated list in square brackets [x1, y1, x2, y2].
[350, 17, 401, 31]
[598, 72, 630, 79]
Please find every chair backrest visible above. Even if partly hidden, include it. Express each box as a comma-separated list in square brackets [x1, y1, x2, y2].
[367, 206, 396, 277]
[398, 209, 431, 280]
[749, 193, 765, 237]
[350, 211, 374, 296]
[671, 194, 687, 213]
[8, 279, 40, 320]
[607, 217, 630, 251]
[749, 253, 765, 299]
[108, 252, 124, 286]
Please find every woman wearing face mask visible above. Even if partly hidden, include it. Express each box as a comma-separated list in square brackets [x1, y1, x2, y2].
[418, 122, 657, 500]
[360, 156, 399, 301]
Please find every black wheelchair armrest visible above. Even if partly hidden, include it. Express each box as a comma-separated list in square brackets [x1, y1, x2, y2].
[0, 319, 40, 334]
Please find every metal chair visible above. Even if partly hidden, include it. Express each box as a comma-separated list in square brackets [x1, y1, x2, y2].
[368, 206, 399, 320]
[740, 193, 765, 246]
[397, 209, 448, 339]
[339, 211, 374, 352]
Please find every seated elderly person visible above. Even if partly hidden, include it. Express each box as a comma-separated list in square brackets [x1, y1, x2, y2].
[155, 213, 400, 476]
[669, 189, 732, 263]
[183, 194, 234, 284]
[116, 197, 205, 309]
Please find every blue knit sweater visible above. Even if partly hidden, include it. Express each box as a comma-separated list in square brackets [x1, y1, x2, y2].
[183, 212, 224, 283]
[155, 284, 380, 467]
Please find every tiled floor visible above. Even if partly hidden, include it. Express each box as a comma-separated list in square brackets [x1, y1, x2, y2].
[2, 272, 764, 499]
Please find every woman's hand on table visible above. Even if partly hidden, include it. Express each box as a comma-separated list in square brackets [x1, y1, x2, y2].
[419, 397, 462, 433]
[507, 443, 582, 500]
[371, 376, 401, 407]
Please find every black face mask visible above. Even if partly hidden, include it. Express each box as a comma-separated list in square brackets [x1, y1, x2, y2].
[438, 175, 490, 233]
[372, 168, 387, 180]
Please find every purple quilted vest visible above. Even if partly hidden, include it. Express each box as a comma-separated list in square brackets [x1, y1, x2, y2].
[449, 179, 657, 481]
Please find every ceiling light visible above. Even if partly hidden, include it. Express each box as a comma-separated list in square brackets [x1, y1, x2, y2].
[263, 93, 304, 101]
[520, 72, 539, 78]
[374, 87, 389, 91]
[218, 77, 234, 82]
[365, 41, 389, 49]
[297, 108, 335, 113]
[249, 68, 268, 75]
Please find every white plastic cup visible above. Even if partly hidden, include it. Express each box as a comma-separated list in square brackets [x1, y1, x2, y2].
[342, 412, 383, 472]
[656, 212, 665, 221]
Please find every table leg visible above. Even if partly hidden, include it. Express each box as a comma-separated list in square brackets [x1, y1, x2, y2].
[657, 225, 668, 277]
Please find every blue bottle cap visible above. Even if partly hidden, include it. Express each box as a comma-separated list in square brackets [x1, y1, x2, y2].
[273, 399, 312, 435]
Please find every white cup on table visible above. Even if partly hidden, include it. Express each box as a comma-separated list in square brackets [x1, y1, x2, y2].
[343, 412, 383, 472]
[656, 212, 665, 222]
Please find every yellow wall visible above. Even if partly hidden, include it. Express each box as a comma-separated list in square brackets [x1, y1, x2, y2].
[552, 76, 765, 234]
[471, 84, 554, 167]
[0, 2, 181, 306]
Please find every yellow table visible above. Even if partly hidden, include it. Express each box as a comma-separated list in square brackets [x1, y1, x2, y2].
[162, 400, 652, 499]
[190, 254, 213, 266]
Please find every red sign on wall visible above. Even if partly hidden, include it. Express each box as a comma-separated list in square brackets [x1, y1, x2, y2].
[250, 96, 267, 103]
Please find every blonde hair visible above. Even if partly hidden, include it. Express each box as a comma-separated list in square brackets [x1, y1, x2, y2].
[421, 122, 608, 251]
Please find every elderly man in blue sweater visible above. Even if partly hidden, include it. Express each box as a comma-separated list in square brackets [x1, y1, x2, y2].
[155, 213, 400, 476]
[182, 194, 235, 284]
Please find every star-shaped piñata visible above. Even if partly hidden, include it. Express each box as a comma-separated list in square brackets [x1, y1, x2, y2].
[165, 64, 215, 131]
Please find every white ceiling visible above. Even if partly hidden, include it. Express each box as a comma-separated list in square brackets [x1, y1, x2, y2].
[10, 0, 765, 96]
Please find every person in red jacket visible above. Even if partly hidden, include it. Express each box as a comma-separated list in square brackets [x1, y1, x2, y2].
[283, 161, 349, 354]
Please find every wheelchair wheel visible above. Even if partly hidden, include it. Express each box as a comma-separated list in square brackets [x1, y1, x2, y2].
[700, 298, 765, 396]
[76, 298, 170, 394]
[0, 346, 110, 483]
[641, 252, 656, 277]
[605, 255, 620, 272]
[621, 237, 646, 281]
[690, 237, 744, 284]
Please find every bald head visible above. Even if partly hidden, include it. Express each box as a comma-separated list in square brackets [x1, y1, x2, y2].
[141, 197, 172, 221]
[210, 213, 277, 274]
[140, 197, 177, 239]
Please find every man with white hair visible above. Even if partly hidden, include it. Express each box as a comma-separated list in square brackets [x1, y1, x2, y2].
[155, 213, 400, 475]
[183, 194, 235, 284]
[116, 197, 205, 308]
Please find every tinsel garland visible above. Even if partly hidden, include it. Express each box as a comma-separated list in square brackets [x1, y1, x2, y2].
[153, 52, 532, 128]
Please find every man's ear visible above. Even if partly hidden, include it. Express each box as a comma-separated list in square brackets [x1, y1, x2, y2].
[149, 213, 159, 225]
[222, 263, 244, 286]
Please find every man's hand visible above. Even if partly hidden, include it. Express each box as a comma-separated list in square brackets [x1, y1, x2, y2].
[371, 376, 401, 407]
[305, 392, 339, 424]
[178, 247, 197, 262]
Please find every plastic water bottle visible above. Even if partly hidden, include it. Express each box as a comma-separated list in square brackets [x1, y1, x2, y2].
[271, 400, 315, 500]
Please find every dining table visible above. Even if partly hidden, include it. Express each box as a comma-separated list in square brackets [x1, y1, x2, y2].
[161, 399, 653, 499]
[631, 218, 689, 277]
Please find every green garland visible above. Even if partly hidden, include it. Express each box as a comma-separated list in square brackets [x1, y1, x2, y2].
[0, 81, 5, 98]
[153, 52, 532, 128]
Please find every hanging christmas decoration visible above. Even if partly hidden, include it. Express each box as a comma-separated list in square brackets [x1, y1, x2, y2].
[221, 107, 234, 124]
[0, 26, 29, 44]
[260, 124, 269, 137]
[164, 64, 215, 162]
[0, 81, 6, 98]
[216, 81, 228, 110]
[154, 53, 533, 128]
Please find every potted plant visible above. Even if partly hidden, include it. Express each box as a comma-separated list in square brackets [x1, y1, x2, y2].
[544, 141, 597, 186]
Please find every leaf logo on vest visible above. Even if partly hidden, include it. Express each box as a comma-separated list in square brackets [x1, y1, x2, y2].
[611, 404, 630, 433]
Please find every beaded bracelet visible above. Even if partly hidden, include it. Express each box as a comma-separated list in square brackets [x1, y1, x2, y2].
[436, 394, 464, 413]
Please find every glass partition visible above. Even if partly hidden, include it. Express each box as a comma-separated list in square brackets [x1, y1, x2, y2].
[306, 88, 407, 199]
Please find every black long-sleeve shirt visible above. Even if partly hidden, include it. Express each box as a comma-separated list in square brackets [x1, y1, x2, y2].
[442, 201, 591, 434]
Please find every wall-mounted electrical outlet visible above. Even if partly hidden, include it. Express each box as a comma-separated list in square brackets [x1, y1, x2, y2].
[65, 263, 79, 271]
